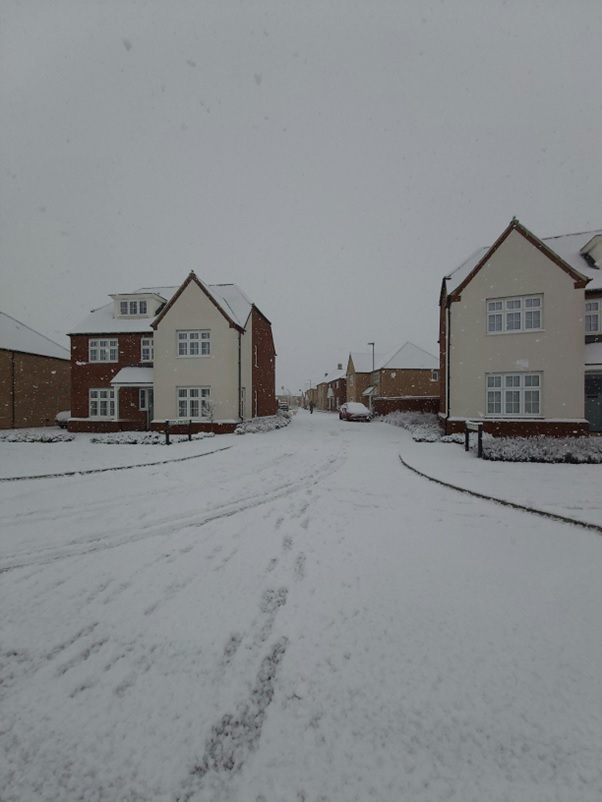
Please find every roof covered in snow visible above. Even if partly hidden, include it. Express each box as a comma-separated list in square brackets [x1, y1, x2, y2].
[320, 368, 346, 385]
[70, 278, 255, 335]
[111, 367, 154, 386]
[444, 226, 602, 295]
[379, 342, 438, 371]
[348, 352, 385, 374]
[0, 312, 70, 360]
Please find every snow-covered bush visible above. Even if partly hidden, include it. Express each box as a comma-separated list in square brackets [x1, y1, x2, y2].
[378, 411, 442, 442]
[90, 432, 215, 445]
[0, 430, 74, 443]
[483, 436, 602, 464]
[235, 413, 291, 435]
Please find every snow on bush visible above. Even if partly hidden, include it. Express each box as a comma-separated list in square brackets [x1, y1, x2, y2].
[90, 432, 215, 445]
[378, 411, 442, 442]
[0, 430, 74, 443]
[235, 412, 291, 435]
[483, 435, 602, 463]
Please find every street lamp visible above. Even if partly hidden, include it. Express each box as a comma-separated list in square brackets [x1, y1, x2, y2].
[367, 342, 375, 372]
[367, 342, 375, 413]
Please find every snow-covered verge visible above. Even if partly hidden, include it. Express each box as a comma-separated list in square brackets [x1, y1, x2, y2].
[381, 411, 602, 462]
[235, 412, 291, 435]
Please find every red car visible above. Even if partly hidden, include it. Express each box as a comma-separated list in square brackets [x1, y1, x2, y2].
[339, 402, 371, 422]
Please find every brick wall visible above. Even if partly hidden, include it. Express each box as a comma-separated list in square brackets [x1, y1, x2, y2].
[0, 350, 71, 429]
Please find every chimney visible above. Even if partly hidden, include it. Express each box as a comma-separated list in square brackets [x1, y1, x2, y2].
[337, 363, 342, 370]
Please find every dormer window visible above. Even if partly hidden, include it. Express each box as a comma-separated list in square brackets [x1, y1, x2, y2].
[120, 300, 148, 316]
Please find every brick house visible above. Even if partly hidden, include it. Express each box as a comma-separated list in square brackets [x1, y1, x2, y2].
[439, 218, 602, 437]
[315, 365, 347, 411]
[345, 352, 384, 403]
[68, 272, 277, 433]
[367, 342, 439, 416]
[0, 312, 71, 429]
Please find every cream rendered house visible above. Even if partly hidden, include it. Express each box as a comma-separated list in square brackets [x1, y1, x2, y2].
[69, 272, 276, 433]
[439, 218, 602, 437]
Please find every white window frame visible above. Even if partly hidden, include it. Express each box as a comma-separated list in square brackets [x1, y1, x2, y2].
[89, 339, 118, 363]
[431, 369, 439, 382]
[177, 330, 210, 357]
[177, 387, 211, 419]
[119, 299, 148, 316]
[487, 295, 543, 334]
[89, 388, 115, 418]
[141, 337, 154, 363]
[139, 388, 150, 411]
[486, 373, 542, 417]
[585, 300, 600, 333]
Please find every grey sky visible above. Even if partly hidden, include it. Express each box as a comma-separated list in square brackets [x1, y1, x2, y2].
[3, 0, 602, 393]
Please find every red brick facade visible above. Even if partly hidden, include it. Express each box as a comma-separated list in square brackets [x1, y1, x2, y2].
[251, 307, 277, 418]
[69, 333, 149, 432]
[0, 349, 71, 429]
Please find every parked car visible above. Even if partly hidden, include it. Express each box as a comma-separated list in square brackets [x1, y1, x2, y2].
[339, 402, 371, 422]
[55, 410, 71, 428]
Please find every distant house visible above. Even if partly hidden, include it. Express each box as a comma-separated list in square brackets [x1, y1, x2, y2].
[366, 342, 439, 416]
[68, 272, 277, 433]
[315, 365, 347, 411]
[0, 312, 71, 429]
[439, 218, 602, 437]
[346, 352, 384, 404]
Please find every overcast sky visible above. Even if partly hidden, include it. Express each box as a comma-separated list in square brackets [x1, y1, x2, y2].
[3, 0, 602, 393]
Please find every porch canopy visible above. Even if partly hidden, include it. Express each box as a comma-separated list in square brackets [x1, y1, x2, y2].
[110, 367, 154, 387]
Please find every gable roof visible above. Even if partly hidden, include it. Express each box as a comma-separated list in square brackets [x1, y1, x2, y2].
[320, 367, 346, 385]
[0, 312, 70, 360]
[151, 273, 251, 332]
[442, 219, 595, 301]
[348, 352, 385, 374]
[70, 275, 256, 335]
[379, 341, 438, 371]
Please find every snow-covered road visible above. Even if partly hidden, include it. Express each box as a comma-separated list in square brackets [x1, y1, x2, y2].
[2, 412, 602, 801]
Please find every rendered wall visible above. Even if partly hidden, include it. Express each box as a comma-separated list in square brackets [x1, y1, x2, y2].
[448, 229, 585, 421]
[152, 281, 241, 422]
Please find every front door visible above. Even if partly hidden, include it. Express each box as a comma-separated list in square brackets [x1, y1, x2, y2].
[585, 374, 602, 432]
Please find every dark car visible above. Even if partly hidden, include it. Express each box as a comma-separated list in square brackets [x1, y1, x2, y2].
[339, 402, 371, 422]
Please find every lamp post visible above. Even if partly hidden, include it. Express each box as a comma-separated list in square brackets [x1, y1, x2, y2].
[367, 342, 375, 413]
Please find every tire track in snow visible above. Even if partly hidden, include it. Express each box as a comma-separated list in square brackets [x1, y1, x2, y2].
[0, 449, 343, 572]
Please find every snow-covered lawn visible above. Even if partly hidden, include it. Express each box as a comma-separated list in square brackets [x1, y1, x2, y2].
[2, 411, 602, 801]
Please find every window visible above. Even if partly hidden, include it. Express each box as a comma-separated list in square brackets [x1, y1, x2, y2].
[141, 337, 154, 362]
[177, 330, 210, 357]
[139, 388, 150, 411]
[177, 387, 210, 418]
[431, 369, 439, 382]
[486, 373, 541, 416]
[119, 300, 147, 316]
[487, 295, 542, 333]
[89, 339, 118, 362]
[89, 388, 115, 418]
[585, 300, 600, 333]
